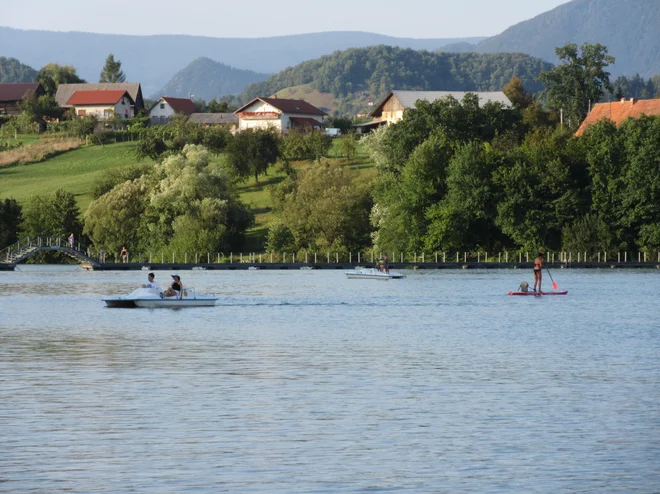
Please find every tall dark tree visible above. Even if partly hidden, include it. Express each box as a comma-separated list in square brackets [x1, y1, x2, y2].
[539, 43, 615, 130]
[21, 189, 82, 239]
[0, 199, 22, 248]
[99, 53, 126, 83]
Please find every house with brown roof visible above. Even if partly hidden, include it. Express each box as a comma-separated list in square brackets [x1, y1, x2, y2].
[67, 90, 135, 120]
[0, 82, 44, 115]
[149, 97, 197, 125]
[234, 97, 325, 134]
[188, 113, 238, 132]
[56, 83, 144, 111]
[575, 98, 660, 136]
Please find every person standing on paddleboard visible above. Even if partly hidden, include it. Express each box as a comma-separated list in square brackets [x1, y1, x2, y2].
[533, 250, 544, 292]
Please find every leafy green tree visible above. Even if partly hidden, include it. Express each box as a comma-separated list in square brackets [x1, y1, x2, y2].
[99, 53, 126, 83]
[20, 93, 62, 122]
[0, 198, 22, 248]
[70, 115, 97, 141]
[304, 130, 332, 159]
[539, 43, 615, 130]
[282, 130, 308, 160]
[338, 132, 358, 160]
[84, 178, 149, 255]
[21, 189, 82, 239]
[265, 220, 296, 252]
[206, 98, 231, 113]
[280, 161, 371, 250]
[494, 130, 589, 250]
[225, 128, 282, 182]
[562, 213, 616, 254]
[37, 63, 85, 95]
[424, 142, 500, 251]
[371, 131, 453, 253]
[503, 76, 534, 109]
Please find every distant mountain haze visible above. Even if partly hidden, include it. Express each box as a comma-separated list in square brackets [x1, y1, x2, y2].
[475, 0, 660, 77]
[152, 57, 270, 101]
[0, 27, 483, 95]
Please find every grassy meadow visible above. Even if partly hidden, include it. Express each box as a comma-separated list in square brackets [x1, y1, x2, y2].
[0, 136, 376, 250]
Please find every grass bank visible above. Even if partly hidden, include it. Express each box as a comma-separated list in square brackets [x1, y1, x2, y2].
[0, 141, 143, 211]
[0, 138, 376, 250]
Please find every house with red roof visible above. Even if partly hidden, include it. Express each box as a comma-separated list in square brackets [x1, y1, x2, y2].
[67, 90, 135, 120]
[149, 96, 197, 125]
[575, 97, 660, 136]
[234, 97, 326, 134]
[0, 82, 44, 115]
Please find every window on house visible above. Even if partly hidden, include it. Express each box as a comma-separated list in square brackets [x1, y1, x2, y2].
[160, 103, 165, 110]
[78, 109, 87, 117]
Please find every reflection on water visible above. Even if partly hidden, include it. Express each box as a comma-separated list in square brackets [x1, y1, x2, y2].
[1, 266, 659, 492]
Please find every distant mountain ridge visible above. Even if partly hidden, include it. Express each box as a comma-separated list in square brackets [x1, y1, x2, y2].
[0, 27, 484, 95]
[475, 0, 660, 77]
[152, 57, 270, 101]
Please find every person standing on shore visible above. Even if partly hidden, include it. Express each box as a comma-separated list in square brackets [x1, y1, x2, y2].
[533, 250, 544, 292]
[120, 246, 128, 263]
[68, 233, 74, 249]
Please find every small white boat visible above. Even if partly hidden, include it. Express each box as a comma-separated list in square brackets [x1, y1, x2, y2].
[103, 287, 217, 308]
[345, 267, 405, 280]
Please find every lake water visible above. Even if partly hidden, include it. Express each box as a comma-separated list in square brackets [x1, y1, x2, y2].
[1, 266, 659, 493]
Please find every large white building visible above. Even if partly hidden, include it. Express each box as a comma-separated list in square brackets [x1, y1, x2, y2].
[234, 97, 325, 134]
[66, 90, 134, 120]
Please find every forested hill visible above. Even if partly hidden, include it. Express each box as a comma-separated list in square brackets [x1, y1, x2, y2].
[238, 46, 552, 105]
[475, 0, 660, 77]
[0, 57, 37, 83]
[152, 57, 270, 101]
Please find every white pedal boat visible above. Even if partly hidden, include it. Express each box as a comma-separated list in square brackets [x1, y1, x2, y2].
[345, 267, 405, 279]
[103, 287, 217, 308]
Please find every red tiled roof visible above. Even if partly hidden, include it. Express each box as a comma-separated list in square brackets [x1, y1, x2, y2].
[235, 97, 326, 116]
[290, 116, 323, 128]
[0, 82, 42, 102]
[575, 98, 660, 136]
[67, 90, 132, 106]
[160, 97, 197, 115]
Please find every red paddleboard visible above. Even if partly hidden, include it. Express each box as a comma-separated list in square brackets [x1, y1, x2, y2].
[508, 290, 568, 296]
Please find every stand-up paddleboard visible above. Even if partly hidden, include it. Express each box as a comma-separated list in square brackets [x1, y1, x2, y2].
[508, 290, 568, 296]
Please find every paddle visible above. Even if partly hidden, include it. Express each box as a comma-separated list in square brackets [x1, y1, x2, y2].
[545, 266, 558, 290]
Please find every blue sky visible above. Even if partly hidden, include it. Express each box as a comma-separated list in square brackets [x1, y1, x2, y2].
[5, 0, 572, 38]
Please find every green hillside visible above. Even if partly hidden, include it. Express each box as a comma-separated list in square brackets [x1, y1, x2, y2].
[152, 57, 270, 101]
[0, 141, 142, 210]
[0, 56, 37, 83]
[0, 139, 375, 248]
[475, 0, 660, 77]
[235, 45, 553, 115]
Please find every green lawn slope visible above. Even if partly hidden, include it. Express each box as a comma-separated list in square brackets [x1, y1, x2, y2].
[0, 138, 376, 250]
[0, 141, 143, 211]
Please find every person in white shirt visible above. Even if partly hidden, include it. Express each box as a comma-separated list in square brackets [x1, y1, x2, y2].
[141, 272, 161, 290]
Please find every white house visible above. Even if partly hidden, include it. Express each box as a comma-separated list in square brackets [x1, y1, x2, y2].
[234, 97, 326, 134]
[66, 90, 135, 120]
[149, 97, 197, 125]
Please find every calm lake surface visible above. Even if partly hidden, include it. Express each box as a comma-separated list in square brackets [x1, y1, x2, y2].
[1, 266, 659, 493]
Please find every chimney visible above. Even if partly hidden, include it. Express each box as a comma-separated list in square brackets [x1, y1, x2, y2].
[630, 98, 635, 105]
[621, 97, 626, 104]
